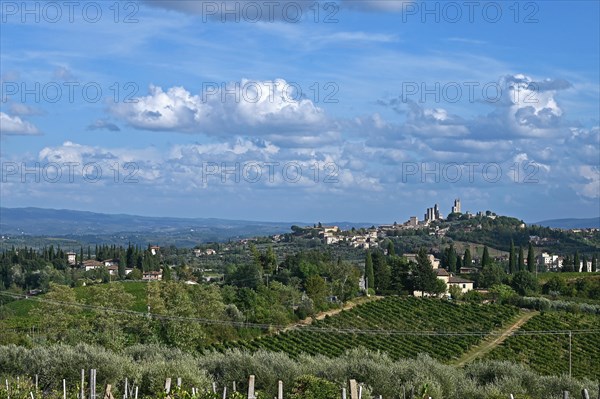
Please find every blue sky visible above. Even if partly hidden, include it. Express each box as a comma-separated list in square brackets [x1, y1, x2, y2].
[1, 0, 599, 223]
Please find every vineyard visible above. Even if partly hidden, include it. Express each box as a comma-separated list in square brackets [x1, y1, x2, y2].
[208, 297, 519, 362]
[486, 311, 600, 379]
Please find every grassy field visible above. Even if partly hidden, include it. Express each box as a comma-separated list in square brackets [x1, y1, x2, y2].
[0, 281, 149, 329]
[536, 272, 600, 284]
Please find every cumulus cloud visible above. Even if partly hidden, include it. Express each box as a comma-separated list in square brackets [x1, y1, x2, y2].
[39, 141, 116, 165]
[375, 74, 575, 143]
[568, 165, 600, 199]
[501, 74, 568, 132]
[111, 79, 330, 146]
[37, 141, 162, 183]
[0, 112, 40, 135]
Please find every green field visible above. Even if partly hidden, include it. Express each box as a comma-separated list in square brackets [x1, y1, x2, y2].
[0, 281, 149, 329]
[486, 311, 600, 379]
[208, 297, 519, 362]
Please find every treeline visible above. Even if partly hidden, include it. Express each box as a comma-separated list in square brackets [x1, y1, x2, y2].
[448, 221, 600, 256]
[0, 244, 161, 293]
[0, 345, 597, 399]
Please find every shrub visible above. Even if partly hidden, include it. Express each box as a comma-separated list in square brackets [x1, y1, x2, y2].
[288, 375, 340, 399]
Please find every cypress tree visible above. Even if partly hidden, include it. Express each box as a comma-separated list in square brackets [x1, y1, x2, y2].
[365, 250, 375, 292]
[518, 246, 525, 271]
[387, 241, 395, 257]
[447, 244, 457, 273]
[463, 248, 472, 268]
[508, 240, 516, 274]
[482, 246, 491, 268]
[527, 242, 535, 273]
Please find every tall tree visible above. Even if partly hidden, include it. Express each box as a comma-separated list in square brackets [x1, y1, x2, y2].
[412, 248, 441, 296]
[574, 251, 580, 272]
[389, 255, 411, 293]
[372, 250, 391, 293]
[482, 246, 491, 269]
[446, 244, 457, 273]
[480, 263, 506, 288]
[518, 246, 525, 272]
[463, 248, 472, 268]
[593, 255, 598, 272]
[562, 255, 573, 272]
[508, 240, 516, 274]
[263, 245, 277, 274]
[510, 270, 539, 296]
[305, 275, 328, 310]
[162, 265, 172, 281]
[527, 242, 536, 273]
[126, 244, 134, 269]
[365, 250, 375, 292]
[118, 256, 126, 279]
[386, 241, 395, 257]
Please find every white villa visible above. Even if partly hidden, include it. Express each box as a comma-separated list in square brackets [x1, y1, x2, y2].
[413, 255, 474, 297]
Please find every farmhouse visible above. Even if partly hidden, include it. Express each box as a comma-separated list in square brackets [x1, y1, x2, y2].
[414, 268, 474, 297]
[404, 253, 441, 269]
[447, 276, 474, 294]
[82, 259, 103, 272]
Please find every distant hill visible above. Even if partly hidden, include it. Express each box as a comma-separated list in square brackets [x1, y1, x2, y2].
[531, 217, 600, 229]
[0, 207, 372, 246]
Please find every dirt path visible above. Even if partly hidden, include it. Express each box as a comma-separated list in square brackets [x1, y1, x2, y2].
[453, 310, 539, 366]
[283, 295, 383, 332]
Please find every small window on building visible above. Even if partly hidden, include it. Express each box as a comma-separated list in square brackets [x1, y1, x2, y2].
[462, 284, 466, 288]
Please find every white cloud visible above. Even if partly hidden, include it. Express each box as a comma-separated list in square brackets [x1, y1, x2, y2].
[111, 79, 329, 145]
[111, 85, 209, 132]
[0, 112, 40, 135]
[574, 166, 600, 199]
[39, 141, 109, 165]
